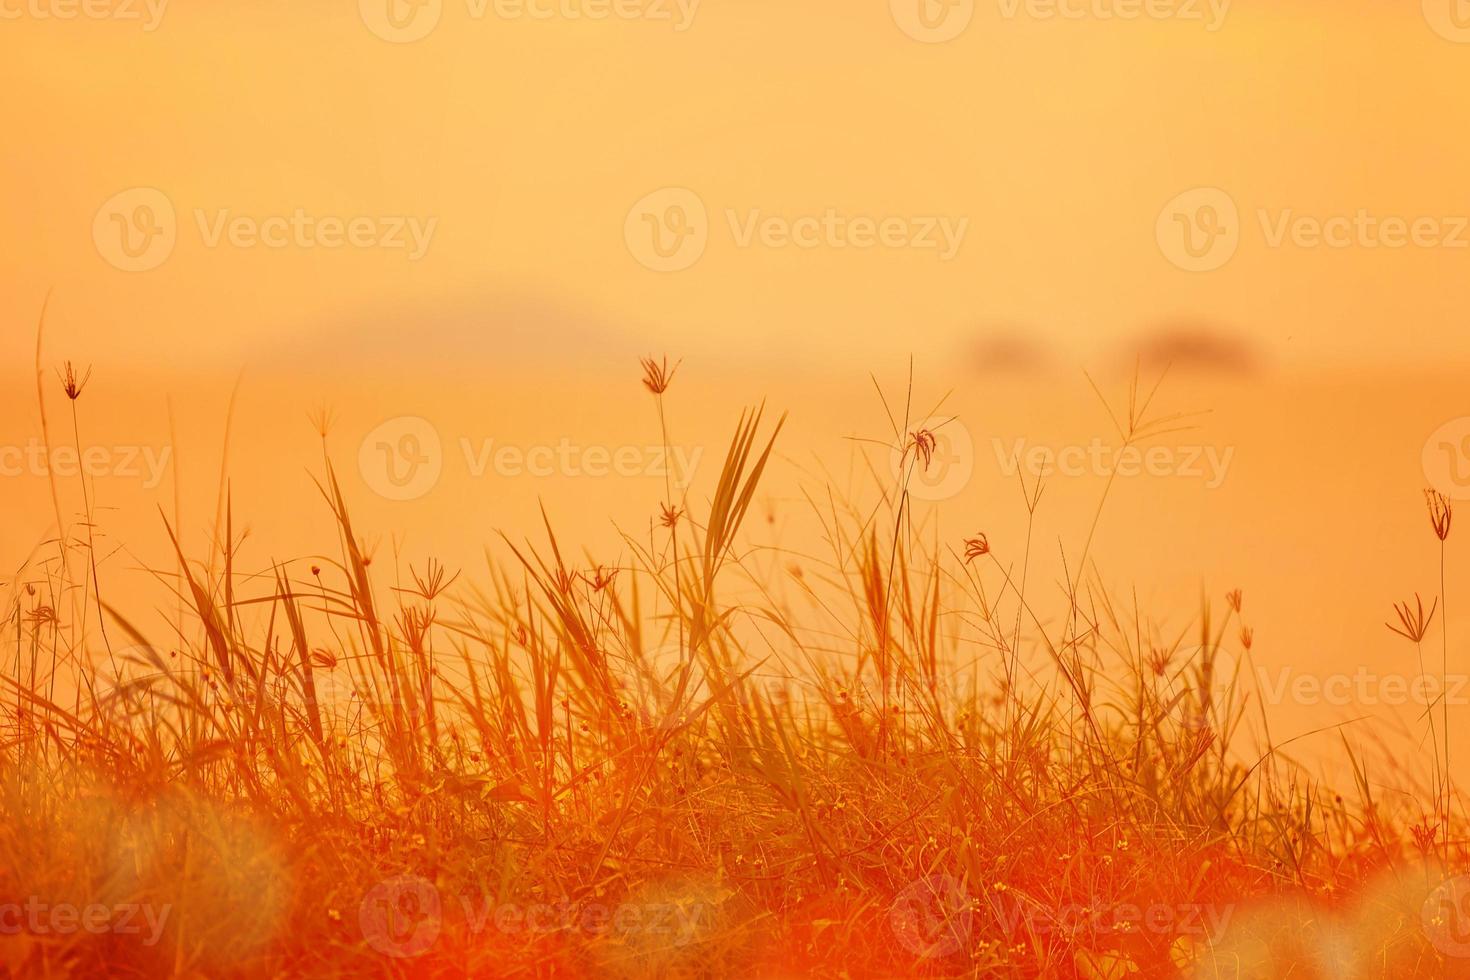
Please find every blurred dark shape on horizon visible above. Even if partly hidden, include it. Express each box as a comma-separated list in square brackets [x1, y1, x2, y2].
[260, 293, 644, 374]
[969, 330, 1052, 375]
[1128, 321, 1260, 375]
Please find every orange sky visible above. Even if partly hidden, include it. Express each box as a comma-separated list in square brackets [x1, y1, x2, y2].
[3, 1, 1470, 370]
[4, 2, 1470, 780]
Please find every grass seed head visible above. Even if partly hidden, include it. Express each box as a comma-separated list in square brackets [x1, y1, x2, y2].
[1426, 488, 1453, 541]
[59, 360, 92, 400]
[641, 354, 680, 394]
[964, 534, 990, 563]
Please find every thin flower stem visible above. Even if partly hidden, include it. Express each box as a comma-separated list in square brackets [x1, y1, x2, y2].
[1441, 542, 1451, 865]
[71, 398, 117, 686]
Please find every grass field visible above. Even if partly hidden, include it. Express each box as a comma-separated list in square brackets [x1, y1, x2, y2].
[2, 357, 1466, 979]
